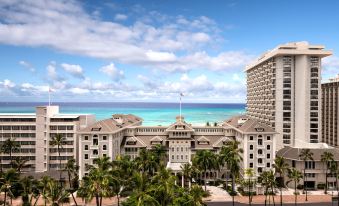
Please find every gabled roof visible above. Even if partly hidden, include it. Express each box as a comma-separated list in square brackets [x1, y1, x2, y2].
[223, 115, 276, 133]
[197, 136, 209, 142]
[212, 136, 232, 148]
[78, 114, 142, 133]
[124, 136, 147, 148]
[166, 119, 194, 132]
[150, 135, 163, 142]
[276, 146, 339, 161]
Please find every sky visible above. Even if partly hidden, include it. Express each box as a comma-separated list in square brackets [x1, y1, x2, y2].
[0, 0, 338, 103]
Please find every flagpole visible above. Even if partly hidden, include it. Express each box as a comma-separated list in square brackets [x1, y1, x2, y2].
[180, 94, 182, 119]
[48, 87, 51, 106]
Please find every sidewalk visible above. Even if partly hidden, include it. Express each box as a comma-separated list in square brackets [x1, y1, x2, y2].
[204, 185, 233, 202]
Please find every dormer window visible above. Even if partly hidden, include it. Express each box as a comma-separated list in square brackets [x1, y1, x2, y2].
[198, 141, 209, 145]
[91, 127, 101, 131]
[151, 141, 161, 145]
[255, 127, 264, 132]
[126, 140, 136, 145]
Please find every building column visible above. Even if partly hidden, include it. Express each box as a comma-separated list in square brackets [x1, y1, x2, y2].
[181, 175, 184, 187]
[175, 172, 177, 185]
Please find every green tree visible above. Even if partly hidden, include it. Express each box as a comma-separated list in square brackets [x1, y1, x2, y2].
[64, 158, 79, 206]
[1, 138, 20, 168]
[273, 156, 289, 206]
[122, 172, 159, 206]
[50, 134, 66, 182]
[78, 156, 112, 206]
[244, 168, 255, 205]
[12, 157, 30, 174]
[193, 150, 216, 191]
[0, 169, 20, 206]
[298, 149, 313, 201]
[321, 151, 334, 194]
[221, 139, 243, 206]
[287, 168, 303, 206]
[21, 176, 40, 206]
[181, 163, 192, 188]
[39, 176, 51, 206]
[259, 170, 276, 206]
[151, 166, 177, 206]
[45, 178, 70, 206]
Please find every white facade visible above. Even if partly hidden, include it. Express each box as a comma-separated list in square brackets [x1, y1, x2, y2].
[0, 105, 95, 172]
[246, 42, 332, 149]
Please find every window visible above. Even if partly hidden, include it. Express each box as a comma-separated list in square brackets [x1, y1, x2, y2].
[103, 154, 106, 157]
[267, 145, 271, 150]
[249, 163, 253, 168]
[258, 149, 263, 155]
[258, 139, 263, 145]
[103, 145, 107, 150]
[85, 154, 88, 159]
[292, 160, 296, 167]
[250, 145, 253, 150]
[267, 163, 271, 168]
[250, 154, 253, 159]
[267, 136, 271, 141]
[84, 136, 88, 140]
[172, 147, 174, 152]
[267, 154, 270, 159]
[258, 168, 262, 173]
[85, 145, 88, 150]
[172, 155, 174, 160]
[103, 136, 107, 140]
[250, 136, 254, 140]
[93, 150, 98, 155]
[258, 158, 263, 164]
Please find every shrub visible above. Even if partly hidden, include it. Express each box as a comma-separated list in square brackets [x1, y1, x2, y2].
[297, 184, 304, 190]
[317, 183, 326, 189]
[202, 190, 211, 197]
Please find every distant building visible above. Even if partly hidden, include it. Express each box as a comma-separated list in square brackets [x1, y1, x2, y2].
[78, 115, 277, 180]
[322, 74, 339, 146]
[0, 106, 95, 172]
[245, 42, 332, 149]
[277, 146, 339, 189]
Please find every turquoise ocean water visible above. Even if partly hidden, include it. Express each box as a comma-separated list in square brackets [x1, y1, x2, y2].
[0, 102, 246, 126]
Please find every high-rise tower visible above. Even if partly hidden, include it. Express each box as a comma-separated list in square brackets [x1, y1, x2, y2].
[246, 42, 332, 148]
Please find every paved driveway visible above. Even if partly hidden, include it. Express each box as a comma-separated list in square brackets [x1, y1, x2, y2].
[204, 186, 232, 202]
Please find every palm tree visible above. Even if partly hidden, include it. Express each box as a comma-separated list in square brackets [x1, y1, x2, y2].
[193, 150, 216, 191]
[181, 163, 192, 188]
[221, 138, 243, 206]
[0, 169, 19, 206]
[45, 178, 70, 206]
[273, 156, 289, 206]
[78, 156, 112, 206]
[1, 138, 20, 168]
[151, 166, 177, 206]
[245, 168, 255, 206]
[287, 168, 303, 206]
[122, 172, 159, 206]
[40, 176, 51, 206]
[50, 134, 66, 182]
[12, 157, 30, 174]
[152, 144, 167, 165]
[298, 148, 313, 201]
[321, 151, 334, 194]
[64, 158, 79, 206]
[188, 184, 206, 206]
[259, 170, 276, 206]
[21, 176, 40, 206]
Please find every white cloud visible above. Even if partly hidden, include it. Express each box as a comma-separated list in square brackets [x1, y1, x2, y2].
[61, 63, 85, 79]
[19, 60, 35, 72]
[115, 13, 128, 21]
[69, 87, 89, 94]
[0, 0, 252, 73]
[100, 63, 124, 81]
[0, 79, 15, 88]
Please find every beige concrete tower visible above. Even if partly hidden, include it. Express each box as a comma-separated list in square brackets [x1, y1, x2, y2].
[246, 42, 332, 149]
[322, 75, 339, 146]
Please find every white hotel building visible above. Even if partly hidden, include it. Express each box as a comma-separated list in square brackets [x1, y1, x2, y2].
[0, 106, 95, 172]
[246, 42, 332, 149]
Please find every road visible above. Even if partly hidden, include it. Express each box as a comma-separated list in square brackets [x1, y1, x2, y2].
[206, 202, 336, 206]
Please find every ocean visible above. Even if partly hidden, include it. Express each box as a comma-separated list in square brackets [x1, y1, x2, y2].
[0, 102, 246, 126]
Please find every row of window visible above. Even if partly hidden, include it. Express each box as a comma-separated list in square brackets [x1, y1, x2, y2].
[249, 144, 271, 150]
[0, 126, 36, 130]
[84, 144, 107, 150]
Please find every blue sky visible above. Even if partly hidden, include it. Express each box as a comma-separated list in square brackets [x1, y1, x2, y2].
[0, 0, 338, 103]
